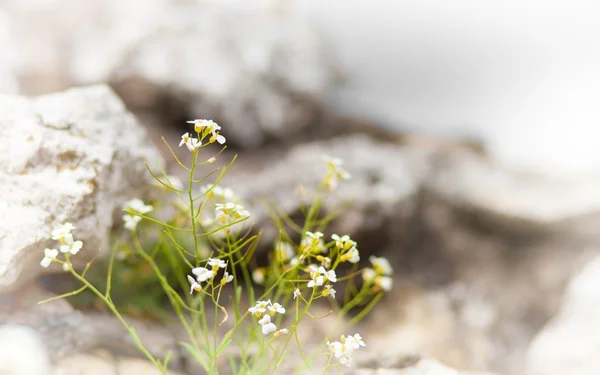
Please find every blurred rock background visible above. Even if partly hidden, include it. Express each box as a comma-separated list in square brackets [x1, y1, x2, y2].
[2, 0, 600, 374]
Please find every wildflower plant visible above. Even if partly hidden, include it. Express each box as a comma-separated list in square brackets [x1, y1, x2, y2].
[39, 119, 393, 374]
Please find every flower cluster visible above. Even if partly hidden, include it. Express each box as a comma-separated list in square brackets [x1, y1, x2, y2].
[323, 155, 351, 192]
[215, 203, 250, 225]
[362, 256, 393, 291]
[41, 222, 83, 268]
[248, 300, 288, 336]
[122, 198, 153, 232]
[299, 231, 325, 255]
[187, 258, 232, 294]
[327, 333, 366, 367]
[179, 119, 227, 152]
[187, 119, 226, 145]
[306, 265, 338, 299]
[332, 233, 360, 264]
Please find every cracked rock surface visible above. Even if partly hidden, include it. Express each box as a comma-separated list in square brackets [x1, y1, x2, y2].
[0, 84, 163, 293]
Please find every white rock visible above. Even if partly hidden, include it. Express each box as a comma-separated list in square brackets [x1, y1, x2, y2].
[5, 0, 332, 147]
[525, 256, 600, 375]
[0, 84, 163, 293]
[0, 325, 50, 375]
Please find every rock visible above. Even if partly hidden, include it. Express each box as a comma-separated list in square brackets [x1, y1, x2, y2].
[352, 358, 497, 375]
[524, 255, 600, 375]
[0, 324, 50, 375]
[4, 0, 333, 148]
[53, 349, 183, 375]
[0, 84, 163, 293]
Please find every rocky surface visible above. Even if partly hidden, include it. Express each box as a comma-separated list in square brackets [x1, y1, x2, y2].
[524, 255, 600, 375]
[353, 358, 496, 375]
[0, 84, 163, 293]
[3, 0, 333, 148]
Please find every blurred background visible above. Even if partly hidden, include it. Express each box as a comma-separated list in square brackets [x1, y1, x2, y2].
[2, 1, 600, 375]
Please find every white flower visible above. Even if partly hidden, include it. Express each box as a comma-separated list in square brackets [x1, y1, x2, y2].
[62, 262, 71, 272]
[215, 203, 250, 224]
[376, 276, 393, 291]
[40, 248, 58, 268]
[208, 258, 227, 269]
[318, 256, 331, 268]
[201, 185, 235, 201]
[273, 328, 289, 338]
[60, 240, 83, 255]
[51, 223, 75, 243]
[192, 267, 214, 282]
[362, 268, 377, 283]
[123, 199, 153, 232]
[343, 247, 360, 263]
[328, 334, 365, 367]
[123, 215, 142, 231]
[369, 256, 393, 276]
[323, 285, 336, 298]
[258, 315, 277, 335]
[307, 275, 324, 288]
[268, 302, 285, 315]
[293, 288, 301, 299]
[331, 234, 356, 251]
[323, 155, 351, 191]
[187, 275, 202, 294]
[302, 231, 325, 253]
[249, 300, 271, 317]
[179, 132, 201, 151]
[275, 241, 295, 262]
[252, 268, 266, 285]
[346, 334, 366, 350]
[306, 231, 323, 240]
[220, 271, 234, 286]
[319, 266, 337, 283]
[188, 119, 226, 144]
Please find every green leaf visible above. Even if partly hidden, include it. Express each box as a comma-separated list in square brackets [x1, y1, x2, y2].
[179, 342, 209, 371]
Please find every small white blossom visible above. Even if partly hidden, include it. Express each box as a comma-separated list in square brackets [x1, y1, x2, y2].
[331, 234, 356, 251]
[60, 240, 83, 255]
[123, 215, 142, 231]
[307, 275, 324, 288]
[346, 334, 366, 350]
[323, 155, 351, 191]
[187, 119, 226, 144]
[187, 275, 202, 294]
[301, 231, 325, 253]
[369, 256, 393, 276]
[376, 276, 393, 291]
[328, 333, 366, 367]
[362, 268, 377, 283]
[252, 268, 266, 285]
[275, 241, 295, 262]
[62, 262, 71, 272]
[179, 132, 201, 151]
[200, 185, 235, 201]
[215, 203, 250, 224]
[322, 285, 336, 298]
[41, 248, 58, 268]
[248, 300, 271, 317]
[273, 328, 289, 338]
[268, 302, 285, 315]
[319, 266, 337, 283]
[293, 288, 301, 299]
[220, 271, 234, 285]
[123, 199, 153, 232]
[258, 314, 277, 335]
[208, 258, 227, 269]
[51, 223, 75, 244]
[343, 247, 360, 263]
[192, 267, 214, 282]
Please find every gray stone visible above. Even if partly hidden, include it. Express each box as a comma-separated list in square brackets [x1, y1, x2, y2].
[4, 0, 334, 148]
[0, 84, 163, 293]
[524, 255, 600, 375]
